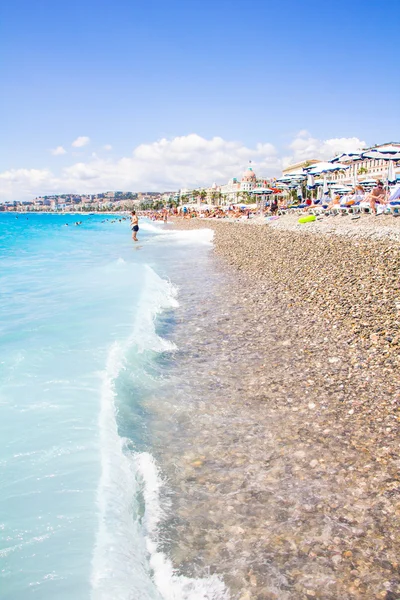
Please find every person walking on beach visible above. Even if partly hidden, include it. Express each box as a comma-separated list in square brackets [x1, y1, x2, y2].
[130, 210, 139, 241]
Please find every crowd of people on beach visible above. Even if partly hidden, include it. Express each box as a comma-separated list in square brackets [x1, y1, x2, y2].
[168, 180, 400, 221]
[136, 179, 400, 226]
[298, 180, 400, 217]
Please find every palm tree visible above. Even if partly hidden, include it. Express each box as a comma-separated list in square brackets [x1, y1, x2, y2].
[243, 191, 253, 204]
[199, 189, 207, 204]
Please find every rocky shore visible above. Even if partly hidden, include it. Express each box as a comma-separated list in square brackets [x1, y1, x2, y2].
[149, 216, 400, 600]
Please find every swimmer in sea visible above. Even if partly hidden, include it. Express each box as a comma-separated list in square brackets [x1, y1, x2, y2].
[130, 210, 139, 242]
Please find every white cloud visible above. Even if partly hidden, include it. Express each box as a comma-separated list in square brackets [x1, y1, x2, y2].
[0, 132, 369, 201]
[0, 168, 53, 200]
[103, 144, 112, 151]
[72, 136, 90, 148]
[282, 130, 366, 167]
[51, 145, 67, 156]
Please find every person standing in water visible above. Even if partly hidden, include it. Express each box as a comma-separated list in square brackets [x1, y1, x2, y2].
[130, 210, 139, 241]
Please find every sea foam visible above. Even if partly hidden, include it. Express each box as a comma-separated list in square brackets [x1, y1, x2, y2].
[91, 265, 229, 600]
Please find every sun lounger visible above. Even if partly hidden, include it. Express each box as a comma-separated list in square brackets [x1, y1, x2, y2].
[388, 201, 400, 216]
[310, 204, 328, 215]
[358, 201, 372, 214]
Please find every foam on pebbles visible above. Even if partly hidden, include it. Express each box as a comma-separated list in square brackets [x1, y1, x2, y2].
[146, 215, 399, 600]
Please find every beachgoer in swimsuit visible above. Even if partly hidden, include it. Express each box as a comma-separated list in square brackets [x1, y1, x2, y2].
[327, 194, 341, 212]
[365, 181, 386, 215]
[270, 199, 279, 214]
[130, 210, 139, 241]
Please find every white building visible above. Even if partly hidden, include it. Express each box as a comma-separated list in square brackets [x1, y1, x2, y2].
[220, 178, 240, 203]
[240, 166, 257, 191]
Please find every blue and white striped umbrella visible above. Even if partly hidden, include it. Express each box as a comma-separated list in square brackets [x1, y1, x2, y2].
[388, 161, 396, 184]
[362, 150, 400, 161]
[306, 174, 315, 189]
[365, 144, 400, 155]
[359, 178, 378, 186]
[307, 161, 350, 175]
[251, 188, 274, 194]
[331, 152, 363, 163]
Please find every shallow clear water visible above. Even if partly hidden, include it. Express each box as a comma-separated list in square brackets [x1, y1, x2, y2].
[0, 214, 227, 600]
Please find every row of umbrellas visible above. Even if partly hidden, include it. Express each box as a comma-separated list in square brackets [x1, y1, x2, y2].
[226, 146, 400, 207]
[276, 144, 400, 191]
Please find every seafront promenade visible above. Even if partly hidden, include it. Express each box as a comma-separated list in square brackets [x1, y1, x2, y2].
[153, 215, 400, 600]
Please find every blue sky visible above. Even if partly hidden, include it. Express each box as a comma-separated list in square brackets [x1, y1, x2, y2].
[1, 0, 399, 198]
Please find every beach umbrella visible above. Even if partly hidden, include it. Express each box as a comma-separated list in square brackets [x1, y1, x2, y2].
[322, 175, 329, 195]
[251, 188, 274, 194]
[306, 173, 316, 200]
[251, 188, 273, 214]
[307, 161, 350, 175]
[330, 153, 363, 189]
[276, 176, 302, 183]
[361, 149, 400, 193]
[306, 174, 315, 188]
[296, 185, 303, 200]
[361, 150, 400, 162]
[314, 179, 334, 186]
[330, 183, 352, 192]
[282, 176, 307, 183]
[387, 161, 396, 184]
[281, 169, 306, 176]
[359, 178, 378, 186]
[365, 144, 400, 155]
[330, 152, 363, 163]
[278, 169, 307, 183]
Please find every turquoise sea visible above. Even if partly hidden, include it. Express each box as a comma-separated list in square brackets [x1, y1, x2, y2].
[0, 213, 227, 600]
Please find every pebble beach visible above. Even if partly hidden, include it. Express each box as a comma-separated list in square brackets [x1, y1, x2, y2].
[149, 214, 400, 600]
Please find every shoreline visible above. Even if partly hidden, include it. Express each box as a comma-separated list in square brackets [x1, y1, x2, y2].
[151, 216, 399, 599]
[168, 215, 399, 360]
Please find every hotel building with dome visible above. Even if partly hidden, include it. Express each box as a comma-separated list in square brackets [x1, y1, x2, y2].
[218, 166, 268, 202]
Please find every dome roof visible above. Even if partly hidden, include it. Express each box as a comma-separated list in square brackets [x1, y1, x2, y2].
[242, 167, 256, 181]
